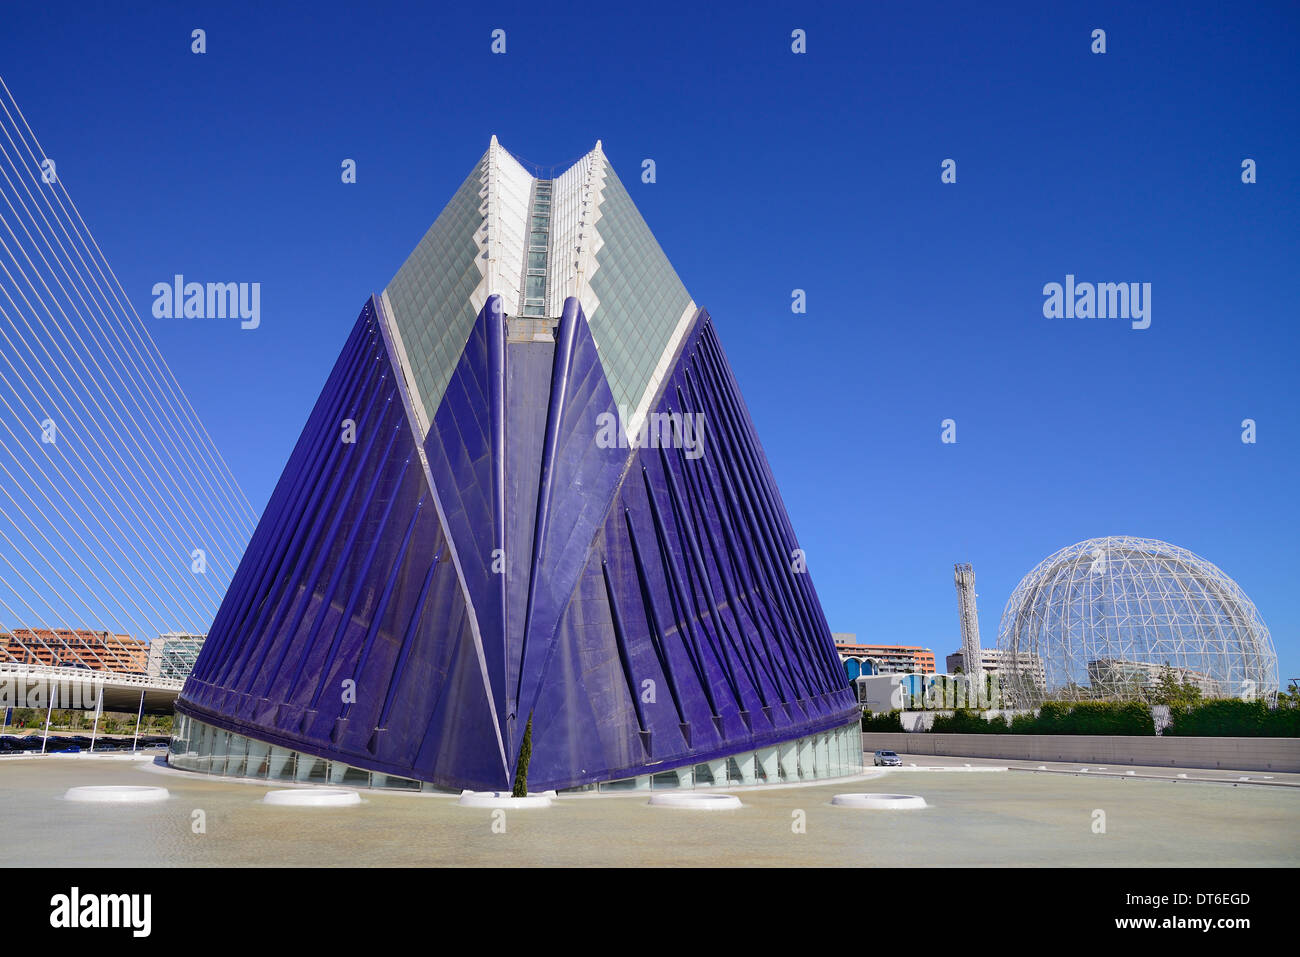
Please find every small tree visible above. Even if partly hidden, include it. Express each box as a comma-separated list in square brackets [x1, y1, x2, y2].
[1151, 664, 1203, 708]
[861, 709, 903, 732]
[511, 714, 533, 798]
[1277, 680, 1300, 709]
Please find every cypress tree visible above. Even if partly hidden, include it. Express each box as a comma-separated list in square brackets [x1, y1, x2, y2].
[511, 713, 533, 798]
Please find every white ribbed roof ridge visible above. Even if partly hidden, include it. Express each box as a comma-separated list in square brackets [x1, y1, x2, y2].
[381, 137, 696, 441]
[473, 134, 532, 317]
[546, 139, 608, 317]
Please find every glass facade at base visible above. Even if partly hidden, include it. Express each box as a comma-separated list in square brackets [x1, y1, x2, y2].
[567, 719, 864, 793]
[169, 713, 431, 791]
[169, 712, 863, 793]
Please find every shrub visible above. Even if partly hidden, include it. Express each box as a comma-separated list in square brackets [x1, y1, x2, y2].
[1008, 711, 1039, 734]
[1029, 701, 1155, 735]
[930, 709, 1009, 734]
[861, 709, 903, 732]
[935, 701, 1155, 735]
[1165, 698, 1300, 737]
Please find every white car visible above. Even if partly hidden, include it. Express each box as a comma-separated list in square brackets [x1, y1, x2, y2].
[873, 749, 902, 767]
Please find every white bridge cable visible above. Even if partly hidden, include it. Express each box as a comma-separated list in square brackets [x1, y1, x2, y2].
[0, 166, 243, 595]
[0, 143, 247, 586]
[0, 103, 259, 552]
[0, 493, 140, 661]
[0, 133, 249, 577]
[0, 77, 257, 541]
[0, 377, 182, 642]
[0, 128, 256, 557]
[0, 597, 91, 670]
[0, 76, 264, 658]
[0, 347, 201, 640]
[0, 127, 260, 647]
[0, 569, 94, 670]
[0, 306, 215, 639]
[0, 238, 242, 604]
[0, 262, 230, 620]
[0, 440, 173, 647]
[0, 522, 99, 670]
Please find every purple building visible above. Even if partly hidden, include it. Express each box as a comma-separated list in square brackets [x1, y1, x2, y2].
[170, 140, 860, 792]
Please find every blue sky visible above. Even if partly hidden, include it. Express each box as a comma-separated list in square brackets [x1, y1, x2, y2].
[1, 1, 1296, 680]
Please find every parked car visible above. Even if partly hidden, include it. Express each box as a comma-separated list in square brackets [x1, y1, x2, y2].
[873, 749, 902, 767]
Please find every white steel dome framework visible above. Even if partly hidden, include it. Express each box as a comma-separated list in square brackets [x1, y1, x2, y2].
[997, 536, 1278, 707]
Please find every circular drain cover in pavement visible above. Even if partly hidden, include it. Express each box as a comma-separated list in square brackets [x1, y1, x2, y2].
[457, 791, 553, 808]
[648, 792, 742, 810]
[64, 786, 170, 804]
[831, 793, 927, 809]
[262, 788, 362, 807]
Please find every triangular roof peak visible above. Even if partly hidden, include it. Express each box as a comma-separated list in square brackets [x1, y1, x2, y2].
[489, 137, 606, 181]
[382, 140, 693, 434]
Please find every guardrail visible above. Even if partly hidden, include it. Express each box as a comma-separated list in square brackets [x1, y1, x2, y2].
[0, 661, 186, 691]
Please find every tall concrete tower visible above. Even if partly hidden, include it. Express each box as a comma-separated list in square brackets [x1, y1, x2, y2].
[954, 562, 981, 674]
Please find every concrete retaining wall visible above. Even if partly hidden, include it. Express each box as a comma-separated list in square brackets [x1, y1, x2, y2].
[861, 732, 1300, 773]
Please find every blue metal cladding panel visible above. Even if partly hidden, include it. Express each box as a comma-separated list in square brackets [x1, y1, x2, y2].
[194, 313, 374, 686]
[688, 322, 851, 692]
[513, 299, 632, 744]
[523, 306, 857, 791]
[178, 298, 509, 791]
[501, 337, 554, 748]
[421, 298, 509, 743]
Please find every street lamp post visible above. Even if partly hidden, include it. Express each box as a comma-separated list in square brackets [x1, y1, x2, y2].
[131, 688, 145, 753]
[89, 687, 102, 753]
[39, 680, 54, 754]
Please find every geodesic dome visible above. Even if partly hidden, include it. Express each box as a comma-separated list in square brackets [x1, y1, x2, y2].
[996, 536, 1278, 707]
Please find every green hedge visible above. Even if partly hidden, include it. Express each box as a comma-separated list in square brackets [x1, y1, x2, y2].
[930, 709, 1009, 734]
[861, 709, 903, 732]
[1029, 701, 1155, 735]
[1165, 699, 1300, 737]
[878, 699, 1298, 737]
[929, 702, 1154, 735]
